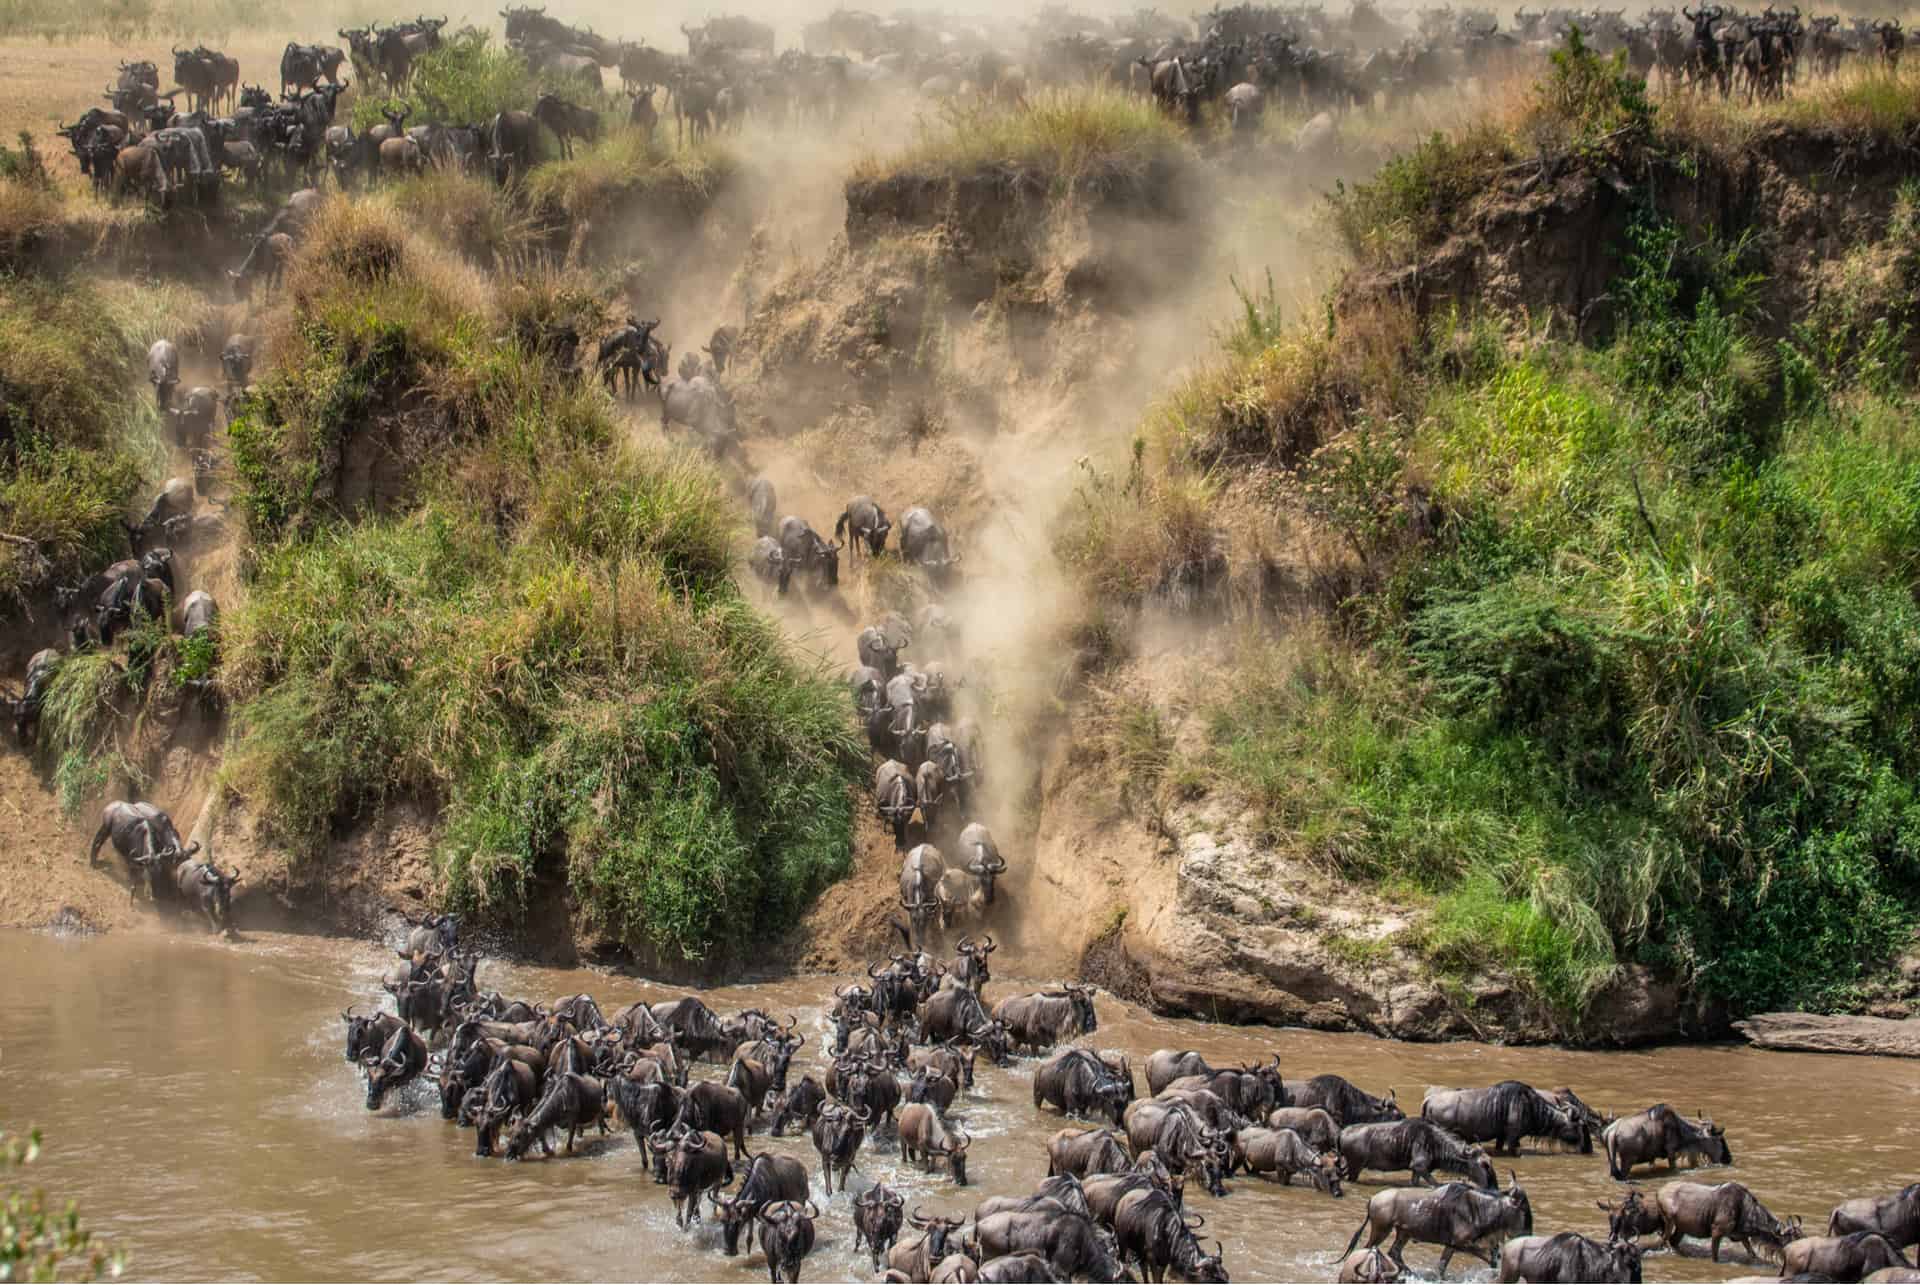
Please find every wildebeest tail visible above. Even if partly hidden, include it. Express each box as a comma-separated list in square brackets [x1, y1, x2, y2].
[892, 919, 912, 950]
[834, 510, 849, 541]
[1345, 1215, 1370, 1255]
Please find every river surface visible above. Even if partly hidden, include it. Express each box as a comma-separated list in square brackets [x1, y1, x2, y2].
[3, 928, 1917, 1283]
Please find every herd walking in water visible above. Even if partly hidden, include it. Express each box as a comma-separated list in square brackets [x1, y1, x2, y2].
[315, 909, 1920, 1283]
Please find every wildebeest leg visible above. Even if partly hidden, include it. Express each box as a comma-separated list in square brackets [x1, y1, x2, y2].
[1435, 1245, 1455, 1276]
[87, 819, 114, 868]
[566, 1126, 576, 1153]
[1385, 1233, 1409, 1270]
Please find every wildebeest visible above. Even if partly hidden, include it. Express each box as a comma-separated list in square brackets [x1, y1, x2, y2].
[1267, 1106, 1341, 1153]
[854, 1184, 907, 1271]
[361, 1021, 429, 1110]
[1495, 1232, 1641, 1283]
[88, 800, 200, 900]
[6, 648, 59, 745]
[899, 1102, 971, 1185]
[811, 1101, 869, 1195]
[1085, 1157, 1187, 1227]
[656, 1127, 735, 1226]
[1781, 1232, 1914, 1281]
[1035, 1050, 1131, 1127]
[969, 1209, 1128, 1283]
[1234, 1125, 1343, 1195]
[1833, 1184, 1920, 1247]
[836, 496, 892, 559]
[889, 1209, 967, 1282]
[1046, 1126, 1132, 1179]
[713, 1152, 811, 1255]
[748, 477, 778, 537]
[1287, 1074, 1404, 1126]
[1651, 1180, 1798, 1264]
[859, 624, 905, 679]
[775, 516, 841, 594]
[532, 92, 599, 158]
[755, 1200, 819, 1283]
[1340, 1118, 1496, 1189]
[1336, 1246, 1404, 1282]
[171, 857, 240, 934]
[1603, 1104, 1731, 1179]
[1113, 1188, 1229, 1283]
[1124, 1101, 1232, 1197]
[1422, 1081, 1589, 1155]
[504, 1071, 606, 1159]
[899, 843, 944, 945]
[147, 339, 180, 409]
[1346, 1176, 1534, 1275]
[1163, 1056, 1284, 1119]
[228, 231, 294, 300]
[992, 986, 1097, 1054]
[899, 506, 959, 577]
[487, 108, 538, 183]
[167, 385, 218, 447]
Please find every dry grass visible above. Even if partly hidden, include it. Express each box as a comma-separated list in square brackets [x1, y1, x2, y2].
[852, 85, 1186, 186]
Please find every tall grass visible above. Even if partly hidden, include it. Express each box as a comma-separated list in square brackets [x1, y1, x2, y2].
[219, 199, 864, 960]
[1082, 165, 1920, 1023]
[853, 86, 1186, 186]
[0, 273, 154, 604]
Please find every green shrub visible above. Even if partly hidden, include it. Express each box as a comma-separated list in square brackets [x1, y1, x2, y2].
[352, 28, 537, 131]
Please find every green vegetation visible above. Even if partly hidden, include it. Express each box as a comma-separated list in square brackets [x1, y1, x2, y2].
[350, 28, 538, 133]
[1, 1129, 122, 1281]
[220, 200, 864, 961]
[0, 273, 157, 607]
[1062, 51, 1920, 1025]
[853, 86, 1186, 188]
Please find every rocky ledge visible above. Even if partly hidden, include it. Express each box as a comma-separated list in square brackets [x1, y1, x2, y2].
[1734, 1012, 1920, 1058]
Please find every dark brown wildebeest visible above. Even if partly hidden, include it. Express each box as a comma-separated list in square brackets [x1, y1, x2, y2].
[1113, 1188, 1229, 1283]
[835, 495, 892, 559]
[1339, 1118, 1498, 1189]
[1597, 1186, 1664, 1242]
[897, 839, 941, 940]
[341, 1006, 404, 1063]
[655, 1126, 734, 1226]
[1602, 1104, 1731, 1179]
[626, 83, 659, 138]
[147, 338, 180, 408]
[1123, 1101, 1231, 1198]
[5, 648, 60, 745]
[887, 1209, 966, 1282]
[853, 1183, 906, 1271]
[1781, 1231, 1913, 1280]
[899, 1103, 971, 1186]
[1655, 1180, 1799, 1263]
[361, 1021, 429, 1110]
[991, 986, 1097, 1054]
[712, 1152, 810, 1256]
[171, 857, 240, 935]
[487, 108, 537, 183]
[1422, 1081, 1590, 1155]
[1084, 1158, 1186, 1227]
[1047, 1127, 1132, 1179]
[1163, 1055, 1285, 1119]
[675, 1080, 750, 1159]
[1832, 1183, 1920, 1247]
[532, 92, 598, 158]
[968, 1208, 1129, 1283]
[1345, 1176, 1533, 1275]
[756, 1201, 818, 1283]
[1336, 1246, 1403, 1282]
[748, 477, 777, 538]
[1495, 1232, 1641, 1283]
[1268, 1106, 1342, 1153]
[471, 1055, 540, 1156]
[1034, 1049, 1131, 1127]
[1287, 1074, 1404, 1126]
[811, 1101, 868, 1195]
[1233, 1126, 1343, 1195]
[88, 800, 199, 900]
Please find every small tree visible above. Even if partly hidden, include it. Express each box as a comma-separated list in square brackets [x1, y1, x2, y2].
[1, 1130, 123, 1282]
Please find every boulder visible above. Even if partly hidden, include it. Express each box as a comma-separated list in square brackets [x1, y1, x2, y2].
[1733, 1011, 1920, 1058]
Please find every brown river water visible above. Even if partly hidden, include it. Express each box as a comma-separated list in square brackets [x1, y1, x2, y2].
[4, 928, 1917, 1283]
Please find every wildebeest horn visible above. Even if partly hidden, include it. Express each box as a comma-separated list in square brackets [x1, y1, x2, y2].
[909, 1205, 929, 1228]
[1184, 1211, 1205, 1230]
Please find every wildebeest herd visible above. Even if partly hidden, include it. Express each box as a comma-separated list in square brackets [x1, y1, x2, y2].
[47, 0, 1920, 208]
[317, 908, 1920, 1283]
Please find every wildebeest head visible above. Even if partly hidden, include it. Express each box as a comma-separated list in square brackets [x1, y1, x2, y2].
[193, 862, 241, 929]
[1064, 983, 1098, 1035]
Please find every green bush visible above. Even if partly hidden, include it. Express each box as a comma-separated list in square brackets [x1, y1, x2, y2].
[352, 28, 538, 131]
[220, 206, 863, 961]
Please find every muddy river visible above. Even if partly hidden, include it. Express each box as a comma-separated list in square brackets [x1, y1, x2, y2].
[3, 929, 1915, 1282]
